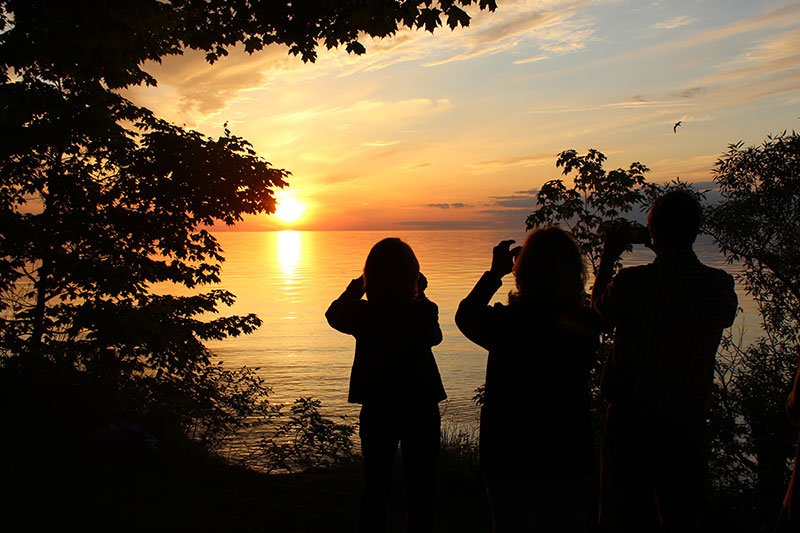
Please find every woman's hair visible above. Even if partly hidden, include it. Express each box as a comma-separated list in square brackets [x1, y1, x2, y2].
[364, 237, 420, 303]
[510, 226, 587, 309]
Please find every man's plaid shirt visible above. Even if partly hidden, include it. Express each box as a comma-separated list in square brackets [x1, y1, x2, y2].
[594, 249, 738, 420]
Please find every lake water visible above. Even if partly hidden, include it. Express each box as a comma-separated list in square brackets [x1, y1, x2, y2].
[201, 230, 757, 432]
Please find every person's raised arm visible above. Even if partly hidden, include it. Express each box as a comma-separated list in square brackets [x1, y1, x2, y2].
[591, 228, 628, 321]
[325, 275, 366, 335]
[414, 272, 444, 347]
[455, 240, 521, 350]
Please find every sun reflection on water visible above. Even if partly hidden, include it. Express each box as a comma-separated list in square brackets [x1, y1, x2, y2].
[277, 230, 302, 276]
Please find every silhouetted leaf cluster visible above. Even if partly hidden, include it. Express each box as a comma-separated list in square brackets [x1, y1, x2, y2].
[706, 132, 800, 342]
[525, 148, 651, 275]
[0, 75, 287, 373]
[0, 0, 497, 88]
[258, 397, 356, 473]
[709, 335, 797, 516]
[703, 131, 800, 517]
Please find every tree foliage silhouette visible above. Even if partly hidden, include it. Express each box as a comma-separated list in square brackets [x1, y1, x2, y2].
[1, 0, 497, 87]
[0, 0, 497, 448]
[705, 132, 800, 343]
[525, 148, 652, 275]
[704, 131, 800, 515]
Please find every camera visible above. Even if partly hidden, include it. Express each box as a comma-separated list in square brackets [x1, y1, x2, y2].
[623, 224, 650, 245]
[599, 220, 651, 245]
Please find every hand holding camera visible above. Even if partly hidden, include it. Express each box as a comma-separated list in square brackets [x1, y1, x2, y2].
[490, 240, 523, 277]
[348, 274, 366, 294]
[600, 220, 651, 259]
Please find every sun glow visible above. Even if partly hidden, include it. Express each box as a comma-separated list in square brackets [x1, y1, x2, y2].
[274, 194, 306, 224]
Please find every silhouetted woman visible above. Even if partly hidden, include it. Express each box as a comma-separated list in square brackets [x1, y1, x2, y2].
[326, 237, 446, 533]
[455, 227, 600, 532]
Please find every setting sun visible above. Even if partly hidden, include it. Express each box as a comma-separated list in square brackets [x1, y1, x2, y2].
[274, 195, 306, 224]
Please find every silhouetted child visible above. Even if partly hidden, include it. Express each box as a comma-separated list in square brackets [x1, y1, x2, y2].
[326, 237, 446, 533]
[456, 227, 600, 532]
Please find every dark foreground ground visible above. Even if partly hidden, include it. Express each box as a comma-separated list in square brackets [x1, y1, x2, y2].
[3, 441, 778, 533]
[3, 443, 492, 532]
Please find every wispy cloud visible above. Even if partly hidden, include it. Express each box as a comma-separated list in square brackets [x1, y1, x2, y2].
[699, 69, 800, 113]
[489, 194, 539, 208]
[124, 48, 293, 125]
[465, 153, 553, 174]
[697, 29, 800, 85]
[475, 208, 532, 228]
[427, 202, 473, 209]
[266, 97, 451, 125]
[423, 41, 518, 67]
[363, 140, 400, 147]
[672, 87, 707, 99]
[127, 1, 598, 121]
[541, 41, 586, 53]
[648, 154, 719, 181]
[405, 163, 432, 171]
[529, 97, 684, 114]
[653, 16, 696, 30]
[652, 27, 800, 120]
[424, 1, 595, 66]
[242, 96, 451, 170]
[685, 3, 800, 47]
[624, 2, 800, 63]
[514, 54, 548, 64]
[395, 219, 490, 229]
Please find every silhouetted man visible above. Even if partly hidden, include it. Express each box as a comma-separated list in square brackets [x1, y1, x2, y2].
[591, 190, 738, 532]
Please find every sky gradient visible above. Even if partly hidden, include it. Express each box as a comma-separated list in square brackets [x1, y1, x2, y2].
[126, 0, 800, 231]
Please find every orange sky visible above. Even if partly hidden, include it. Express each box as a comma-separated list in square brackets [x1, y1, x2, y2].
[125, 0, 800, 231]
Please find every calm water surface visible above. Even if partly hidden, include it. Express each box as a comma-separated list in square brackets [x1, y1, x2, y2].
[201, 230, 756, 431]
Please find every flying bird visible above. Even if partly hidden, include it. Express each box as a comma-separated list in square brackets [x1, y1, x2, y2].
[673, 121, 683, 133]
